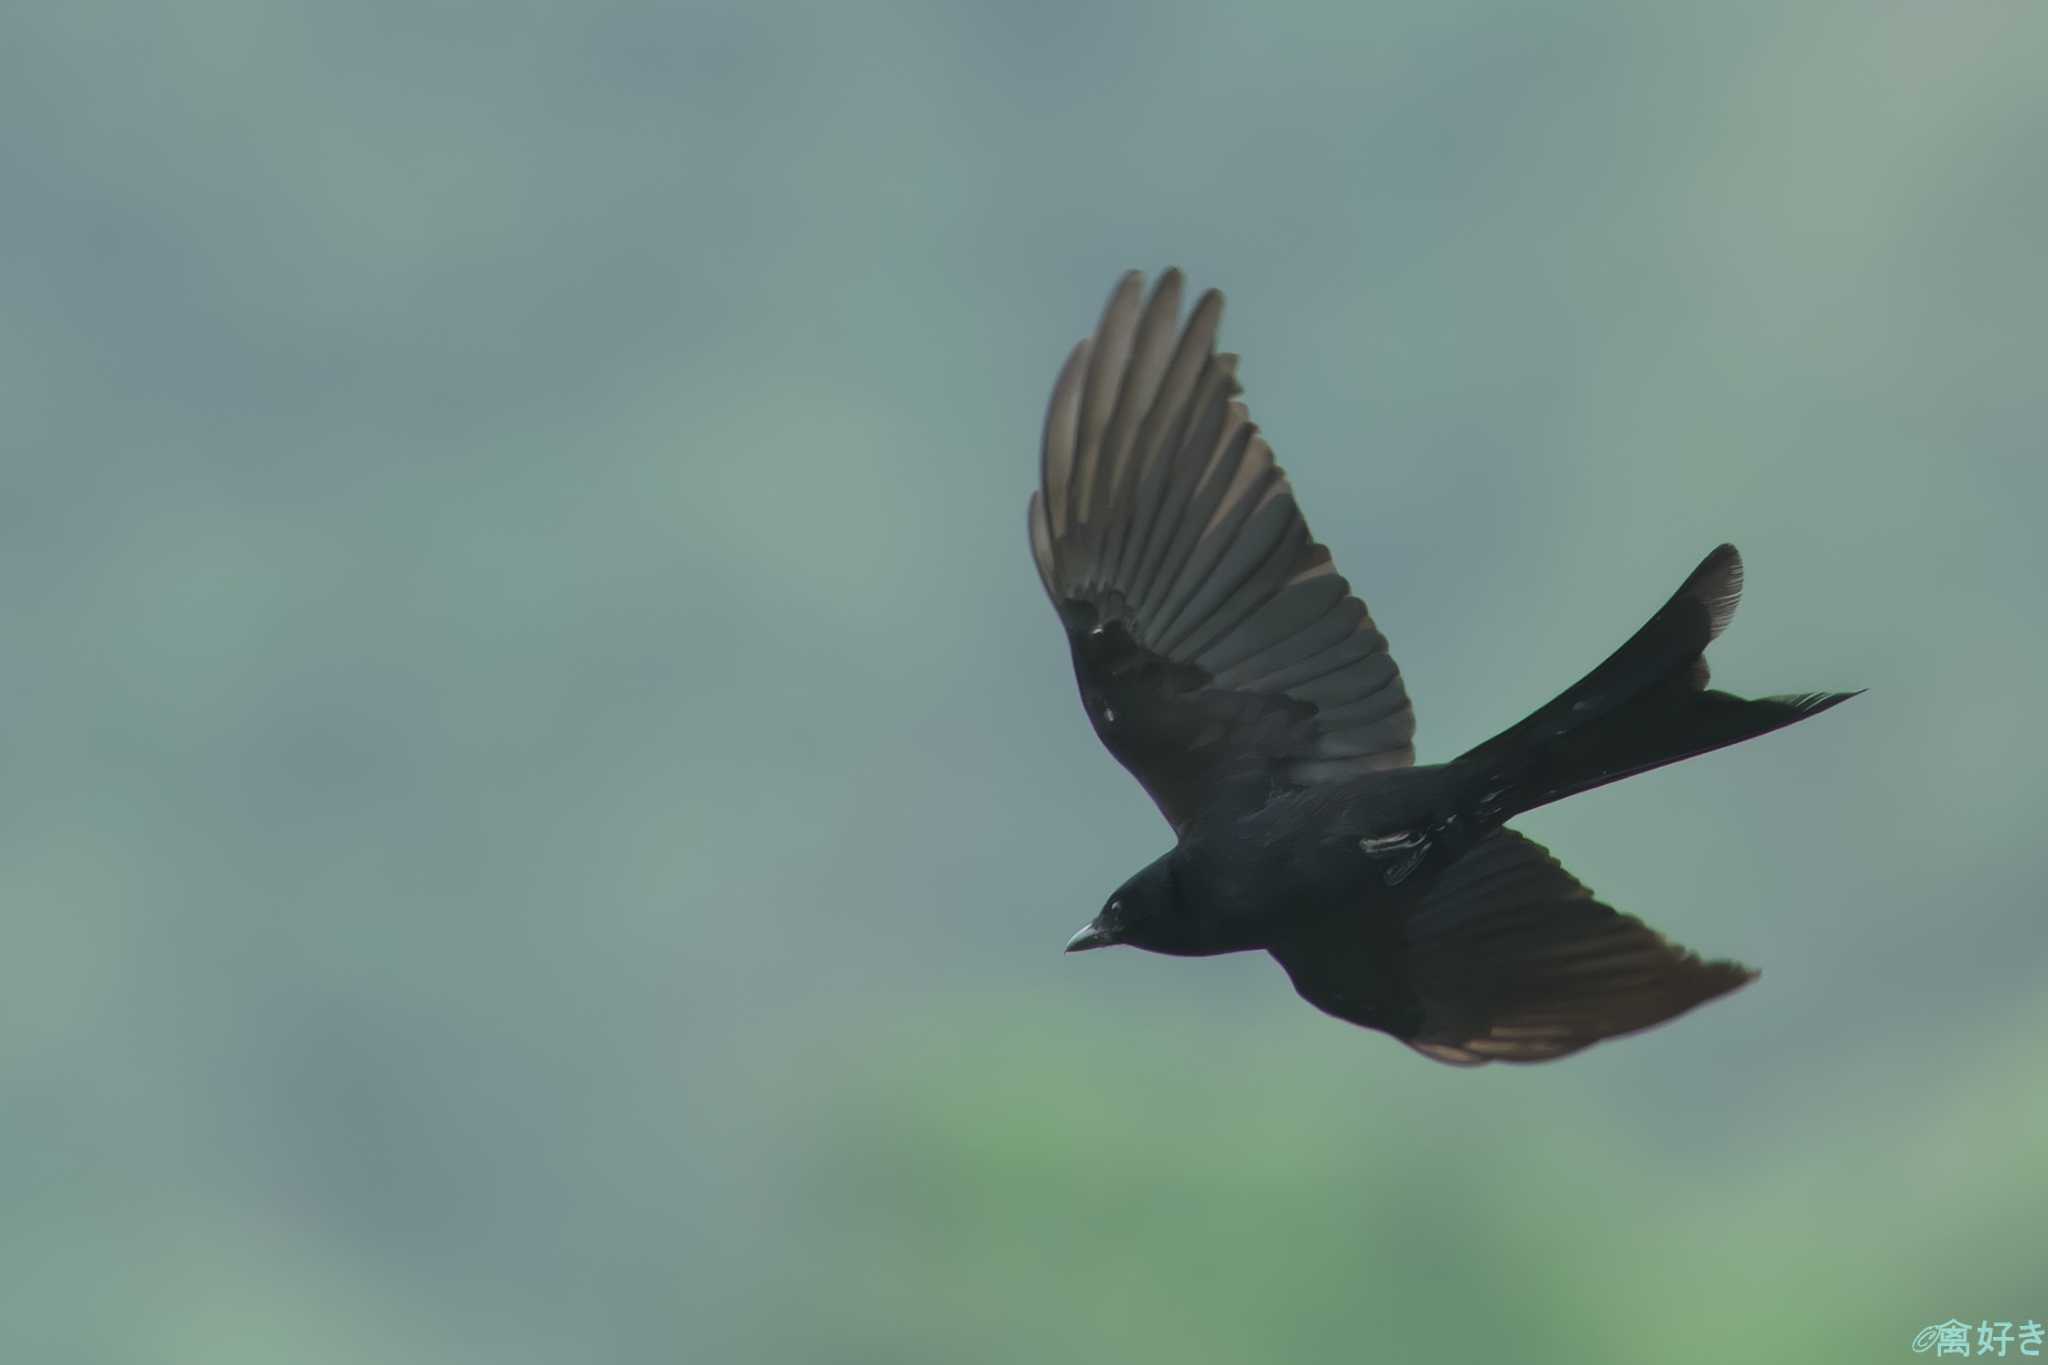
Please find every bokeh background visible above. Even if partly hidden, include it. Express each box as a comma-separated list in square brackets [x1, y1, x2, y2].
[4, 3, 2043, 1361]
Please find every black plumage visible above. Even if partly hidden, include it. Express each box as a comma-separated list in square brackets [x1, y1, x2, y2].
[1031, 269, 1857, 1065]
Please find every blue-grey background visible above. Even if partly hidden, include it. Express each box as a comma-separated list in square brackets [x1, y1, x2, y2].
[3, 4, 2042, 1362]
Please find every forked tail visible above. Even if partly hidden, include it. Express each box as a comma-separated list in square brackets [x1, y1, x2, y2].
[1452, 544, 1858, 824]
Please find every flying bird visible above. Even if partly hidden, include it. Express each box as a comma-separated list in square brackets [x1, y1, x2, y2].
[1029, 269, 1856, 1065]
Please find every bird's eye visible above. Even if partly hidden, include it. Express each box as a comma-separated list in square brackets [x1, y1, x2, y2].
[1108, 899, 1122, 914]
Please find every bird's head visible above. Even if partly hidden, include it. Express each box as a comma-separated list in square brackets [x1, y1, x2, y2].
[1064, 852, 1210, 957]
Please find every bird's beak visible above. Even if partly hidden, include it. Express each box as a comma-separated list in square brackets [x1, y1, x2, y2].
[1064, 919, 1115, 953]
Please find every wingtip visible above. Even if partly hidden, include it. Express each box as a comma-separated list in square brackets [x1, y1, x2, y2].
[1115, 266, 1214, 320]
[1105, 270, 1145, 314]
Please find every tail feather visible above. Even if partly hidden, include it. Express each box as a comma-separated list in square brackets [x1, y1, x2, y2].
[1455, 545, 1857, 820]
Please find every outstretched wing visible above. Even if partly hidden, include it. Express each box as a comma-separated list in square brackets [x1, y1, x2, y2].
[1028, 270, 1415, 832]
[1266, 830, 1756, 1065]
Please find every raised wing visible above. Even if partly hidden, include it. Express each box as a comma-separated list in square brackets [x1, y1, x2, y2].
[1267, 830, 1756, 1065]
[1028, 270, 1415, 832]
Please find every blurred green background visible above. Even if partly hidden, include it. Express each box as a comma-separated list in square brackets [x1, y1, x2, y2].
[3, 3, 2043, 1362]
